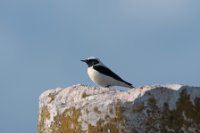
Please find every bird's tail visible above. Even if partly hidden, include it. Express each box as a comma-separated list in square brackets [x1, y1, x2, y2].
[121, 80, 135, 89]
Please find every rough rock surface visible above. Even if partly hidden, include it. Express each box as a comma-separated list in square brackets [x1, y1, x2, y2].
[38, 84, 200, 133]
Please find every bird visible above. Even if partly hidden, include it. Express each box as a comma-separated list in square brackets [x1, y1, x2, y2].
[81, 57, 134, 89]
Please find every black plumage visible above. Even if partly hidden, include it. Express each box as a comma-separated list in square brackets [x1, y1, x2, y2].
[93, 65, 133, 87]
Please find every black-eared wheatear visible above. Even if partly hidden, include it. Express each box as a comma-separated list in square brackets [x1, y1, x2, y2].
[81, 57, 134, 89]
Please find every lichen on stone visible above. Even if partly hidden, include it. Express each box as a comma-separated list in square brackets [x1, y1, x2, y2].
[47, 89, 62, 103]
[48, 93, 56, 103]
[93, 106, 101, 114]
[82, 92, 91, 98]
[38, 106, 50, 133]
[50, 107, 82, 133]
[132, 102, 144, 113]
[160, 89, 200, 133]
[88, 105, 125, 133]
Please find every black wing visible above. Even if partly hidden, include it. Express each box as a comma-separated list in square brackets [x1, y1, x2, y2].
[93, 65, 132, 86]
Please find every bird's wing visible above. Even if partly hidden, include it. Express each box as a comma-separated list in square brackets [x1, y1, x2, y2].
[93, 65, 125, 83]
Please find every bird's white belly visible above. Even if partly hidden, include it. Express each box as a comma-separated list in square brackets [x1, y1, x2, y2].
[87, 67, 121, 87]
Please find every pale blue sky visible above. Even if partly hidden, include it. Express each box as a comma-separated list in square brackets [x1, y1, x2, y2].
[0, 0, 200, 133]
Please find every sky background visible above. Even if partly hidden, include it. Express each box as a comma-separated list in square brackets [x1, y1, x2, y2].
[0, 0, 200, 133]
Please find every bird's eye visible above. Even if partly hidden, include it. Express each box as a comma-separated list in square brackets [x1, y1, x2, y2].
[91, 60, 99, 65]
[95, 60, 99, 64]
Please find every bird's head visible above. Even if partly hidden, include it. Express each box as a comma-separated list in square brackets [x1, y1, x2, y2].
[81, 57, 103, 67]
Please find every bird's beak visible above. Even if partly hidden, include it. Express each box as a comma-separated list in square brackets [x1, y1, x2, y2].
[81, 59, 87, 63]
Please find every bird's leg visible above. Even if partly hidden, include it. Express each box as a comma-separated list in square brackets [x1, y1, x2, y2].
[105, 85, 115, 91]
[105, 85, 111, 88]
[105, 85, 112, 90]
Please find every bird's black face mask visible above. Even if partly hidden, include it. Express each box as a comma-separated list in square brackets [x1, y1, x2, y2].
[81, 59, 99, 67]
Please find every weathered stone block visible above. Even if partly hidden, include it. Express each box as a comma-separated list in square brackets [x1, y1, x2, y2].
[38, 84, 200, 133]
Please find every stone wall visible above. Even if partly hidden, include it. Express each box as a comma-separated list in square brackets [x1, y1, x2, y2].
[38, 84, 200, 133]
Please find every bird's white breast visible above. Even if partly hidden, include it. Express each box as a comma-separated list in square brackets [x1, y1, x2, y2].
[87, 66, 124, 87]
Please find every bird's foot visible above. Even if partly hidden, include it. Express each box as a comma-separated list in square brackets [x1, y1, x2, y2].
[105, 85, 111, 88]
